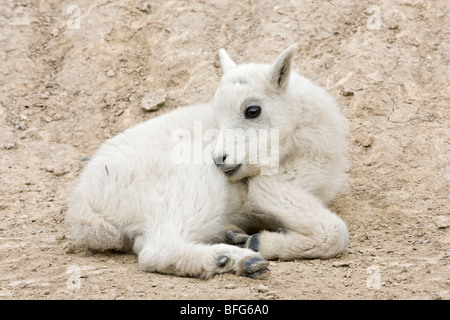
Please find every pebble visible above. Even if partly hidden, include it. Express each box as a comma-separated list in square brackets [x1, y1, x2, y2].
[431, 293, 442, 300]
[137, 2, 151, 13]
[10, 280, 28, 289]
[104, 90, 119, 106]
[342, 90, 354, 97]
[141, 89, 166, 111]
[43, 116, 53, 123]
[65, 245, 76, 254]
[106, 70, 116, 77]
[4, 143, 15, 150]
[435, 216, 449, 229]
[257, 284, 269, 293]
[332, 261, 352, 267]
[53, 166, 70, 176]
[224, 283, 236, 289]
[40, 92, 50, 99]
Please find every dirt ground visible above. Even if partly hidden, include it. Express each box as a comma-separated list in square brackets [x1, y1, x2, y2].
[0, 0, 448, 300]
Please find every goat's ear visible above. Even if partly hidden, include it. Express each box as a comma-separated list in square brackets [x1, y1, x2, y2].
[219, 48, 236, 74]
[270, 44, 297, 89]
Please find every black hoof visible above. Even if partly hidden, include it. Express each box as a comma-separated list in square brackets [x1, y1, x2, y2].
[242, 257, 270, 280]
[226, 230, 249, 245]
[245, 233, 261, 252]
[217, 255, 229, 268]
[245, 268, 271, 280]
[242, 256, 269, 273]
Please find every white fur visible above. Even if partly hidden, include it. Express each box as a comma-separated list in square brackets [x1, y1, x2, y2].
[66, 45, 349, 279]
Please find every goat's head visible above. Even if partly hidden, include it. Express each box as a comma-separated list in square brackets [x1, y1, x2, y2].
[212, 45, 298, 181]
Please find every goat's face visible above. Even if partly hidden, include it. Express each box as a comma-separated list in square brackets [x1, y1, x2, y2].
[212, 45, 297, 181]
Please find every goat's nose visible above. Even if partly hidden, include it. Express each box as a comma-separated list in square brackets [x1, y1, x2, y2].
[213, 154, 227, 166]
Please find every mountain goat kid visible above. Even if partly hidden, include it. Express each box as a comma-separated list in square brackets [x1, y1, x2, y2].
[66, 45, 349, 279]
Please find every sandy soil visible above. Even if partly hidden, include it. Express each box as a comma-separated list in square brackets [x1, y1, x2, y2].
[0, 0, 448, 300]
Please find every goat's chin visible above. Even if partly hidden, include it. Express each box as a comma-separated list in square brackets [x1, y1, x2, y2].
[225, 164, 260, 182]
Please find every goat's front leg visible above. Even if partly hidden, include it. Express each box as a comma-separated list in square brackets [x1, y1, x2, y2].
[245, 176, 348, 260]
[135, 233, 270, 279]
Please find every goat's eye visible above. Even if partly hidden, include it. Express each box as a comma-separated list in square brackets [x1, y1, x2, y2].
[244, 106, 261, 119]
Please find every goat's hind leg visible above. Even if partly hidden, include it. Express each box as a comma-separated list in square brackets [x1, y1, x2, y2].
[246, 215, 348, 260]
[136, 236, 270, 279]
[66, 200, 129, 252]
[246, 179, 349, 260]
[224, 224, 250, 246]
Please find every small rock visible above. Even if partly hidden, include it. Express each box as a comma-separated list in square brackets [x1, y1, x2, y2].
[355, 134, 374, 148]
[342, 90, 354, 97]
[435, 216, 449, 229]
[40, 245, 51, 252]
[332, 261, 351, 267]
[44, 166, 54, 173]
[137, 2, 151, 13]
[4, 143, 15, 150]
[431, 293, 442, 300]
[43, 116, 53, 123]
[16, 281, 28, 289]
[394, 274, 408, 283]
[53, 166, 70, 176]
[257, 284, 269, 293]
[358, 233, 369, 242]
[141, 89, 166, 111]
[65, 245, 76, 254]
[15, 122, 27, 130]
[224, 283, 236, 289]
[40, 92, 50, 99]
[104, 90, 119, 106]
[106, 70, 116, 77]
